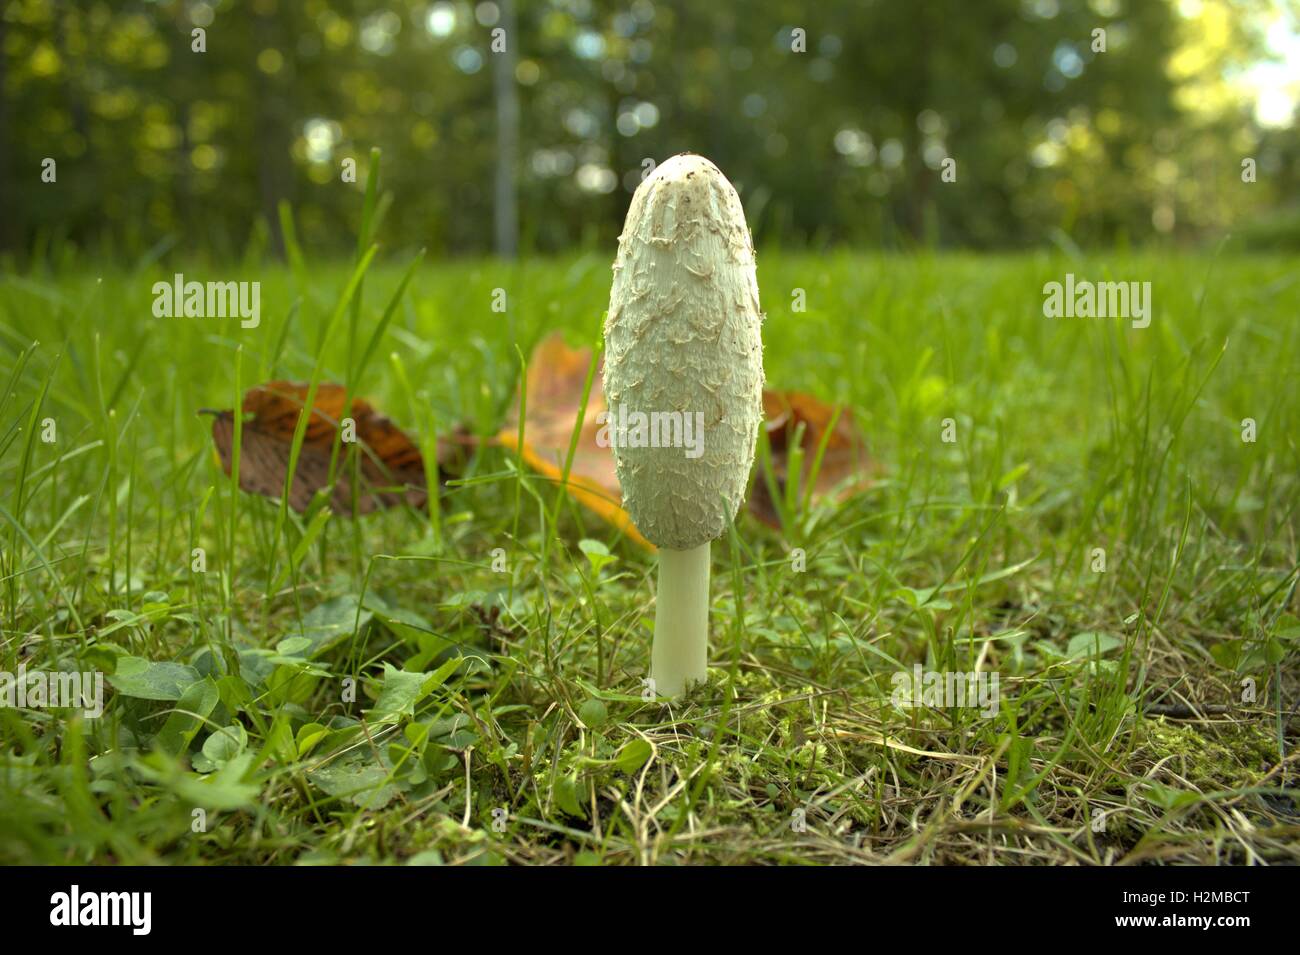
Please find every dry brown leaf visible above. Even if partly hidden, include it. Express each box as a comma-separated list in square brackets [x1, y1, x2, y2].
[494, 333, 872, 546]
[206, 381, 459, 514]
[748, 389, 872, 529]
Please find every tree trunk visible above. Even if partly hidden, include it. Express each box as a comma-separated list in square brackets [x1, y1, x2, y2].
[0, 14, 11, 252]
[493, 0, 519, 258]
[255, 10, 287, 259]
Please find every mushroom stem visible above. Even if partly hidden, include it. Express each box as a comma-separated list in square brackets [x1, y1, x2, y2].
[651, 541, 711, 697]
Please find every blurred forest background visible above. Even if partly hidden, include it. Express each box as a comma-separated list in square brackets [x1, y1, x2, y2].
[1, 0, 1297, 260]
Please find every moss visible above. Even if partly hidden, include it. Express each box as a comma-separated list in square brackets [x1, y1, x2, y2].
[1140, 718, 1277, 789]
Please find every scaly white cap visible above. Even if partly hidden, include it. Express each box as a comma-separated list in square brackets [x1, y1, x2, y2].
[603, 154, 765, 550]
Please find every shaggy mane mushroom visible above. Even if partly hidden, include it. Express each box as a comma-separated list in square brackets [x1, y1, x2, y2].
[602, 153, 765, 697]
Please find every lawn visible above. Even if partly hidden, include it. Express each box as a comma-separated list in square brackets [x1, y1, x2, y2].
[1, 246, 1297, 865]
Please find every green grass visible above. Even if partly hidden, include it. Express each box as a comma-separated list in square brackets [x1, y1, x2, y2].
[0, 244, 1297, 865]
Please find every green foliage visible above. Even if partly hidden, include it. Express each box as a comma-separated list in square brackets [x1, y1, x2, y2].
[2, 0, 1295, 258]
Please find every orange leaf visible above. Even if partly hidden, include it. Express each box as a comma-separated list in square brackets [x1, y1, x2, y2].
[495, 337, 652, 549]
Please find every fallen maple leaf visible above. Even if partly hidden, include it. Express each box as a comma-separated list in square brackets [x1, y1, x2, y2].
[206, 381, 461, 514]
[495, 336, 652, 549]
[494, 334, 872, 547]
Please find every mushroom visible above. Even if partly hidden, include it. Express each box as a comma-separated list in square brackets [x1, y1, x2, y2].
[602, 154, 765, 697]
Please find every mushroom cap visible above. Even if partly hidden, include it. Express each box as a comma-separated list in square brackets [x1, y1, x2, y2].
[602, 153, 765, 550]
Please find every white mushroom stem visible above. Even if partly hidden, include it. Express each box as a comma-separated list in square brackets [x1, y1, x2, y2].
[651, 542, 711, 697]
